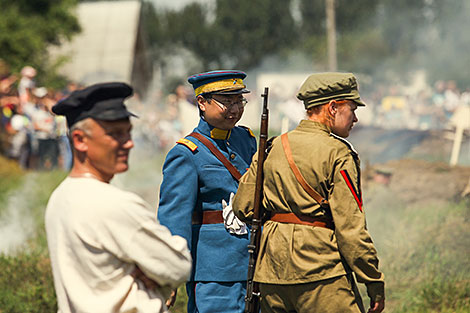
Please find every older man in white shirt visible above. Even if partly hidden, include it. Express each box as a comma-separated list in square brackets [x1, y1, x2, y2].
[46, 82, 191, 313]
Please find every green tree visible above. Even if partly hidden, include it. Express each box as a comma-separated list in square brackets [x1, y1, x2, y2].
[214, 0, 297, 69]
[142, 2, 217, 72]
[144, 0, 469, 89]
[170, 3, 221, 69]
[369, 0, 470, 87]
[299, 0, 382, 72]
[0, 0, 80, 87]
[297, 0, 470, 88]
[145, 0, 297, 72]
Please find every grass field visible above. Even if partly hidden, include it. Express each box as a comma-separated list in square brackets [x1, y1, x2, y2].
[0, 157, 66, 312]
[0, 154, 469, 312]
[367, 197, 470, 312]
[0, 156, 23, 216]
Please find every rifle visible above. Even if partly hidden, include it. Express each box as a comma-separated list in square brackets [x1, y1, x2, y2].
[245, 87, 269, 313]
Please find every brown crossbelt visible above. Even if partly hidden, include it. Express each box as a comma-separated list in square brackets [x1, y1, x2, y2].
[281, 133, 329, 208]
[269, 213, 334, 230]
[188, 132, 242, 182]
[192, 211, 224, 225]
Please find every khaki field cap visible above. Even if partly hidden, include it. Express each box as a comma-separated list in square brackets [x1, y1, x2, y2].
[297, 72, 366, 109]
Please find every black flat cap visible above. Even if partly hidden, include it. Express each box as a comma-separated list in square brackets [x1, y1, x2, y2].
[52, 82, 137, 127]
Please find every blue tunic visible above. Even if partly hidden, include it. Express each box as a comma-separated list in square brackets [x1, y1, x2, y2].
[158, 118, 257, 282]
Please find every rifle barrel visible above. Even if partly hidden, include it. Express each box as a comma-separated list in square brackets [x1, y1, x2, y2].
[245, 87, 269, 313]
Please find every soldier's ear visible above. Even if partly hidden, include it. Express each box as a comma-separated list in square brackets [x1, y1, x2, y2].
[71, 129, 89, 152]
[197, 95, 207, 112]
[327, 100, 338, 116]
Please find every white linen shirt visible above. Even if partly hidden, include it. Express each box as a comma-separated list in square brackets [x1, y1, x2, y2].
[45, 177, 191, 313]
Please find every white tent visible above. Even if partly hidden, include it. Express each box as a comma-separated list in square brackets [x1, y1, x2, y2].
[50, 0, 152, 96]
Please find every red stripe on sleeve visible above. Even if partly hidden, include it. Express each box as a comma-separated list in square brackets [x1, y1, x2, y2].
[340, 170, 363, 212]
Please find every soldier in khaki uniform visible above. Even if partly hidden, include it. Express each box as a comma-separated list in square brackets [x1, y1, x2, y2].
[233, 73, 385, 313]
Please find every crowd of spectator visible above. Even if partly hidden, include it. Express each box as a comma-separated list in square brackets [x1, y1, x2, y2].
[0, 58, 199, 171]
[3, 58, 468, 171]
[0, 60, 76, 170]
[130, 84, 199, 152]
[262, 77, 470, 136]
[363, 79, 470, 130]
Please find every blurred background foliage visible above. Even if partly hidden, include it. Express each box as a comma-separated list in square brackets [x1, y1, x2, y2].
[2, 0, 469, 90]
[0, 0, 80, 88]
[141, 0, 470, 88]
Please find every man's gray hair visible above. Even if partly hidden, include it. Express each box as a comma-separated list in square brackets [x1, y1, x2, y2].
[69, 118, 92, 135]
[68, 118, 93, 142]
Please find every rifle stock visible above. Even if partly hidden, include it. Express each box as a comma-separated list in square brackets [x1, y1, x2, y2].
[245, 87, 269, 313]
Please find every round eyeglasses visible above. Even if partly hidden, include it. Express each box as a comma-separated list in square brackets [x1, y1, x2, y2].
[211, 97, 248, 111]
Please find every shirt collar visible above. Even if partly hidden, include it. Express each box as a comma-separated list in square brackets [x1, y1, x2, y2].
[296, 119, 331, 134]
[196, 118, 232, 140]
[296, 119, 358, 154]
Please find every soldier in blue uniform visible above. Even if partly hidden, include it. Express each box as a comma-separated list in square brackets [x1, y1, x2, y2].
[157, 70, 257, 312]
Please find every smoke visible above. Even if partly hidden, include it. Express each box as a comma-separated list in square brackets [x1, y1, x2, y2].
[112, 144, 164, 206]
[0, 174, 36, 254]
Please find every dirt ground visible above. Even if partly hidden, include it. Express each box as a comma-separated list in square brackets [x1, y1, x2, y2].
[349, 127, 470, 206]
[366, 159, 470, 205]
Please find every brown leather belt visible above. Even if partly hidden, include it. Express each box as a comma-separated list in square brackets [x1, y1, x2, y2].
[192, 211, 224, 225]
[191, 211, 334, 229]
[269, 213, 334, 230]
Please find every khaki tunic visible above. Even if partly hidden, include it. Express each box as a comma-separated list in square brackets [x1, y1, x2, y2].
[233, 120, 384, 302]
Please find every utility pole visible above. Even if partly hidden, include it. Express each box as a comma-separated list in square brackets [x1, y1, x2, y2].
[325, 0, 337, 71]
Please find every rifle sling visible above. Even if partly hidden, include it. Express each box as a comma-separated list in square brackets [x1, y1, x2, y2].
[188, 132, 242, 182]
[281, 133, 329, 207]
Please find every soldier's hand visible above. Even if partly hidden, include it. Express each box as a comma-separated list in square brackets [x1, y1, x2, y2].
[368, 298, 385, 313]
[166, 289, 178, 308]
